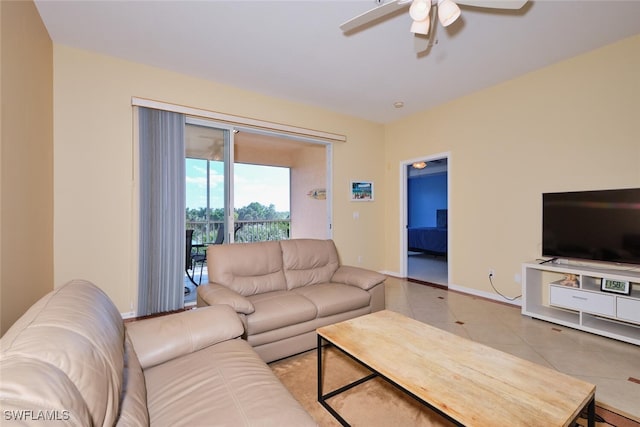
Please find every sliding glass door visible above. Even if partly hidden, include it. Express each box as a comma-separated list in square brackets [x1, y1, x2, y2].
[185, 117, 330, 246]
[185, 119, 232, 246]
[139, 108, 332, 312]
[185, 120, 301, 246]
[184, 118, 331, 297]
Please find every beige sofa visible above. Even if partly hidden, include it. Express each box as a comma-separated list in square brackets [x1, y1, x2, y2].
[0, 280, 316, 427]
[197, 238, 386, 362]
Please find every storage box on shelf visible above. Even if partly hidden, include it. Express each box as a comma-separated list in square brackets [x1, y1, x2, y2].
[522, 261, 640, 345]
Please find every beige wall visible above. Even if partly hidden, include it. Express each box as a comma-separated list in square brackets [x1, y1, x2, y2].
[384, 35, 640, 299]
[17, 14, 638, 319]
[53, 45, 385, 314]
[0, 0, 54, 334]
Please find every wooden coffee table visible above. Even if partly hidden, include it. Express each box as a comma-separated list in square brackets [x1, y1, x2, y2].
[317, 310, 595, 427]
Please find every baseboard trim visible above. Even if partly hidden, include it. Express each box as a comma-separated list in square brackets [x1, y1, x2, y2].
[382, 271, 521, 308]
[447, 283, 522, 308]
[381, 270, 401, 277]
[123, 307, 193, 323]
[407, 278, 447, 289]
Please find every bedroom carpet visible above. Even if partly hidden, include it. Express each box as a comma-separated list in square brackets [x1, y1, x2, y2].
[270, 346, 640, 427]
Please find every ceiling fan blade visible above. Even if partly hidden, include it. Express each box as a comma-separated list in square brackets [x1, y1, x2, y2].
[456, 0, 528, 9]
[340, 0, 410, 33]
[413, 35, 430, 53]
[414, 6, 437, 54]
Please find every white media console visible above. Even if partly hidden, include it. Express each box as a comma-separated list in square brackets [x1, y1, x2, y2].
[522, 261, 640, 345]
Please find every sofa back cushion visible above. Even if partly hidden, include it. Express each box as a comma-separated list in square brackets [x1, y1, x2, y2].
[0, 357, 93, 426]
[0, 280, 125, 427]
[207, 240, 287, 296]
[280, 239, 340, 289]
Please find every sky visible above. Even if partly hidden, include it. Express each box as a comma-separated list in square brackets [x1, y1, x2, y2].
[185, 159, 290, 212]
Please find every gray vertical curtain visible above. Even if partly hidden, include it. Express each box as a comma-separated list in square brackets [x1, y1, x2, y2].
[138, 107, 185, 316]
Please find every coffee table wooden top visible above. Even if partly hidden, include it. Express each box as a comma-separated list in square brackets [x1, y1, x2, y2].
[317, 310, 595, 427]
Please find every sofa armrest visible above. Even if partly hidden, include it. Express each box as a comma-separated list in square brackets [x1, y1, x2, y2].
[197, 283, 255, 315]
[126, 305, 243, 370]
[331, 265, 386, 290]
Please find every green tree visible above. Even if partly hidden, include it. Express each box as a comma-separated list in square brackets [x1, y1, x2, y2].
[237, 202, 279, 220]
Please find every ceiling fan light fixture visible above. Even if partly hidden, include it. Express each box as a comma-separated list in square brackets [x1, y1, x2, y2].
[410, 18, 430, 35]
[437, 0, 461, 27]
[409, 0, 431, 22]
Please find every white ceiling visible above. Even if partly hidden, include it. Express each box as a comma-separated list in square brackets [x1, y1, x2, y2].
[34, 0, 640, 124]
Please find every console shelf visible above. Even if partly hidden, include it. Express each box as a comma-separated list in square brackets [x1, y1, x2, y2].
[522, 261, 640, 345]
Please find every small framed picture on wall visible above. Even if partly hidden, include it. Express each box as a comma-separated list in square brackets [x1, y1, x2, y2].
[350, 181, 374, 201]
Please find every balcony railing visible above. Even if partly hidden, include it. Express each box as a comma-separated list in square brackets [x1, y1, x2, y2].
[186, 220, 290, 244]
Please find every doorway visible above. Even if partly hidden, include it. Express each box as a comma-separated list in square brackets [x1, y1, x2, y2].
[401, 154, 450, 286]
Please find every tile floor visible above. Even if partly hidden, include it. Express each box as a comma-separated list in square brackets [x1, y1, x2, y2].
[184, 271, 206, 305]
[185, 255, 639, 419]
[407, 251, 448, 285]
[384, 275, 640, 420]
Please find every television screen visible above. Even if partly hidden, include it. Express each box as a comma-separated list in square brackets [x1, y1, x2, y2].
[542, 188, 640, 265]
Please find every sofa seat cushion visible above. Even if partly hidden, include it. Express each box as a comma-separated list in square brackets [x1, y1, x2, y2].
[246, 291, 317, 335]
[293, 283, 371, 317]
[144, 339, 316, 427]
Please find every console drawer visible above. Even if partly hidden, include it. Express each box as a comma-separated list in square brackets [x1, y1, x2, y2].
[549, 285, 615, 317]
[617, 297, 640, 324]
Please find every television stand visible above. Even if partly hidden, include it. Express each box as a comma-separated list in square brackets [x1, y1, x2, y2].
[522, 261, 640, 345]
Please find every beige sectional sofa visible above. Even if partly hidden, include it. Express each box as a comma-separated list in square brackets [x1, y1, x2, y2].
[0, 280, 316, 427]
[197, 238, 386, 362]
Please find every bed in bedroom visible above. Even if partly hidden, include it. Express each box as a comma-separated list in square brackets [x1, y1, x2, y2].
[408, 209, 448, 256]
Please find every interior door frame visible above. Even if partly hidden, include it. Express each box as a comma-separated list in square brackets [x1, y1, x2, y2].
[399, 151, 451, 281]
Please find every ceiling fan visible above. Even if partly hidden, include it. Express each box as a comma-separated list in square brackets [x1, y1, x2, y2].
[340, 0, 528, 52]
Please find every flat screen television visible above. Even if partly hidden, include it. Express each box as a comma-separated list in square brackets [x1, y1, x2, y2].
[542, 188, 640, 266]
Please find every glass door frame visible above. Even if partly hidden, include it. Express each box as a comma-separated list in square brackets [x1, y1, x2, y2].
[186, 117, 235, 243]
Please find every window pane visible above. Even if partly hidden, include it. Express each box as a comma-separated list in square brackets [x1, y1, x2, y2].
[234, 164, 290, 241]
[185, 158, 208, 243]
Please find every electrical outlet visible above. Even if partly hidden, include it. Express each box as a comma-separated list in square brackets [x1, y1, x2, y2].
[488, 269, 495, 278]
[357, 255, 363, 264]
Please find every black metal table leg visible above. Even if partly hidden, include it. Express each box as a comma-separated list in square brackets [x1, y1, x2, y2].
[316, 335, 391, 427]
[317, 335, 323, 405]
[317, 335, 354, 426]
[587, 396, 595, 427]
